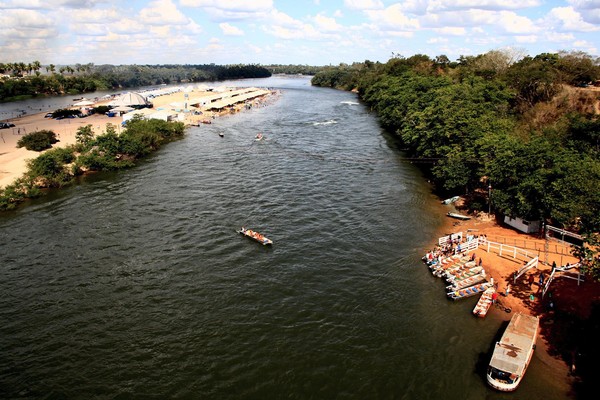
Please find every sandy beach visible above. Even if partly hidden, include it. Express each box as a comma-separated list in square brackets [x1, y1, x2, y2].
[0, 88, 275, 189]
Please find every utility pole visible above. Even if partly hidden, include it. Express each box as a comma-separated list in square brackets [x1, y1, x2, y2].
[488, 184, 492, 215]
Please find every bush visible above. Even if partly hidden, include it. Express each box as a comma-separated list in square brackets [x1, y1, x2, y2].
[91, 105, 111, 115]
[27, 147, 75, 187]
[51, 108, 82, 119]
[16, 130, 58, 151]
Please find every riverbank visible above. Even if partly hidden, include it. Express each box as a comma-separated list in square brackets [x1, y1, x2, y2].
[0, 87, 277, 189]
[430, 208, 600, 396]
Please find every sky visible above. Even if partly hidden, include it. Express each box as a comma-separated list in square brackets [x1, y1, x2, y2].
[0, 0, 598, 66]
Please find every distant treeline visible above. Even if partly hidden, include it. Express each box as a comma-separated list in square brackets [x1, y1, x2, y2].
[312, 50, 600, 277]
[264, 64, 329, 75]
[0, 63, 271, 102]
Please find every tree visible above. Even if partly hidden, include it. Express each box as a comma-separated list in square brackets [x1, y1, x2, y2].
[16, 130, 58, 151]
[76, 124, 94, 147]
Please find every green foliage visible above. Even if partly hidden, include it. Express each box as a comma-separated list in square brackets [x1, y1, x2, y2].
[91, 105, 111, 115]
[76, 125, 94, 147]
[314, 51, 600, 277]
[51, 108, 82, 119]
[0, 178, 41, 210]
[16, 130, 58, 151]
[26, 147, 75, 187]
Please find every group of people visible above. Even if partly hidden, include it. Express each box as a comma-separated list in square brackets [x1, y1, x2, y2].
[240, 227, 269, 243]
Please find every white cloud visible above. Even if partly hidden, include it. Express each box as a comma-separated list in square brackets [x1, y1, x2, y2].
[365, 4, 420, 31]
[344, 0, 383, 11]
[567, 0, 600, 23]
[428, 0, 541, 12]
[514, 35, 537, 43]
[333, 9, 343, 18]
[567, 0, 600, 9]
[69, 8, 121, 23]
[427, 37, 449, 43]
[433, 27, 466, 35]
[140, 0, 189, 26]
[219, 22, 244, 36]
[545, 32, 575, 42]
[542, 6, 599, 32]
[111, 18, 147, 34]
[180, 0, 273, 21]
[313, 14, 342, 32]
[0, 9, 55, 30]
[496, 11, 538, 34]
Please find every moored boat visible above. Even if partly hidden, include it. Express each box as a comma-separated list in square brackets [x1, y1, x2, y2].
[445, 266, 484, 282]
[472, 287, 495, 318]
[447, 212, 471, 220]
[447, 281, 493, 300]
[238, 227, 273, 245]
[487, 313, 539, 391]
[446, 272, 487, 291]
[441, 195, 460, 205]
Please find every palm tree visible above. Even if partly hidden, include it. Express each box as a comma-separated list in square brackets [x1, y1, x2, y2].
[32, 60, 42, 73]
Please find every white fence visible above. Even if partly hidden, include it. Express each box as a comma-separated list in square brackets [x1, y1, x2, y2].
[514, 257, 539, 282]
[542, 262, 583, 298]
[481, 240, 539, 263]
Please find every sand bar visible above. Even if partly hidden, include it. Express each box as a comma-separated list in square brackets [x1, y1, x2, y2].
[1, 87, 275, 188]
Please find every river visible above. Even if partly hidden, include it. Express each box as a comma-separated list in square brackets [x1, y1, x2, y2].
[0, 76, 569, 399]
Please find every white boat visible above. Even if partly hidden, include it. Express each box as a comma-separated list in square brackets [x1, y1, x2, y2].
[445, 266, 484, 282]
[472, 287, 495, 318]
[447, 212, 471, 220]
[446, 272, 487, 291]
[441, 196, 460, 205]
[238, 227, 273, 245]
[487, 313, 539, 391]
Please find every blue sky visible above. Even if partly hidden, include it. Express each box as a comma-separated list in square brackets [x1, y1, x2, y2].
[0, 0, 598, 65]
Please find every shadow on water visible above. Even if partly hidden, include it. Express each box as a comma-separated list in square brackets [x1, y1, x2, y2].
[474, 319, 510, 383]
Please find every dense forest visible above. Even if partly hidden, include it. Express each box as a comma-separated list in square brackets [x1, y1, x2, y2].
[312, 50, 600, 277]
[0, 63, 271, 101]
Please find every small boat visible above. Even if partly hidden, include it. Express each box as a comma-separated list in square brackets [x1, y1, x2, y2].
[447, 212, 471, 220]
[238, 227, 273, 245]
[448, 281, 493, 300]
[487, 313, 539, 391]
[431, 258, 473, 276]
[473, 287, 495, 318]
[255, 133, 264, 141]
[219, 132, 224, 137]
[441, 196, 460, 205]
[446, 272, 487, 291]
[445, 266, 484, 282]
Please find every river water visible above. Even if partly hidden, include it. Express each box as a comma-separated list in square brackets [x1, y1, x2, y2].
[0, 76, 569, 399]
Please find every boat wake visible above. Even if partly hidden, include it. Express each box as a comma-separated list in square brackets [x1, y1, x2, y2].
[312, 119, 338, 126]
[340, 101, 359, 105]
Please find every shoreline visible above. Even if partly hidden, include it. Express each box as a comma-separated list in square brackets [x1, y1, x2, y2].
[428, 209, 597, 396]
[1, 87, 277, 189]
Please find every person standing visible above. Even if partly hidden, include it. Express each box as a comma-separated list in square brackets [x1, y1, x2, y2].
[504, 284, 511, 297]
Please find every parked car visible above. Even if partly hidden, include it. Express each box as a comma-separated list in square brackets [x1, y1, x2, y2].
[0, 122, 16, 129]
